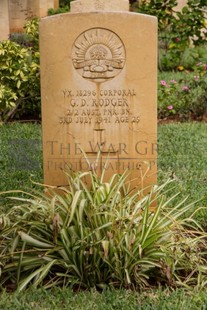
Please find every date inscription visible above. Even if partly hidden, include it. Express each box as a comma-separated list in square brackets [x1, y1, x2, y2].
[60, 88, 140, 124]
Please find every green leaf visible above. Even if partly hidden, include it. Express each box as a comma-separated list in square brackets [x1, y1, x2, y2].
[18, 260, 57, 291]
[16, 80, 21, 89]
[18, 231, 53, 248]
[65, 190, 82, 226]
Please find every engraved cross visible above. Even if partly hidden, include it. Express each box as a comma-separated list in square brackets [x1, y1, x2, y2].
[85, 128, 119, 173]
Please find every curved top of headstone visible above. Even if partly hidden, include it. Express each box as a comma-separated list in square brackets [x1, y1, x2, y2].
[70, 0, 129, 13]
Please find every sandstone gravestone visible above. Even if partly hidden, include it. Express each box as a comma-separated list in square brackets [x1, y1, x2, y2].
[39, 0, 59, 16]
[40, 0, 157, 189]
[0, 0, 10, 41]
[8, 0, 59, 33]
[9, 0, 37, 33]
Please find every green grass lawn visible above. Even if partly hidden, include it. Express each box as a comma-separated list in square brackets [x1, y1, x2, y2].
[1, 286, 207, 310]
[158, 122, 207, 226]
[0, 122, 42, 211]
[0, 121, 207, 308]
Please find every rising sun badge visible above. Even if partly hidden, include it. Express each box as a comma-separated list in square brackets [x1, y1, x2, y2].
[72, 28, 126, 83]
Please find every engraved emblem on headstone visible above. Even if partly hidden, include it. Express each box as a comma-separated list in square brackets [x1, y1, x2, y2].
[72, 28, 125, 83]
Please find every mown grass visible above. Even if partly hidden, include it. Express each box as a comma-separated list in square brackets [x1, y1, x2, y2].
[158, 122, 207, 225]
[1, 287, 207, 310]
[0, 121, 207, 308]
[0, 122, 42, 210]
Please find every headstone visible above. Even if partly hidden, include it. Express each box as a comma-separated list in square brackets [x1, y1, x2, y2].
[8, 0, 59, 33]
[39, 0, 59, 16]
[40, 0, 157, 189]
[54, 0, 59, 9]
[70, 0, 129, 12]
[8, 0, 38, 33]
[0, 0, 10, 41]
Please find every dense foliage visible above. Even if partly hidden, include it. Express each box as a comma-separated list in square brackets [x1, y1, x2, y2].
[0, 19, 40, 121]
[158, 63, 207, 120]
[131, 0, 207, 120]
[136, 0, 207, 71]
[1, 167, 207, 291]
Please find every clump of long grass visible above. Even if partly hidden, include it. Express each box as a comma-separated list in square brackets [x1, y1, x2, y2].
[0, 167, 207, 291]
